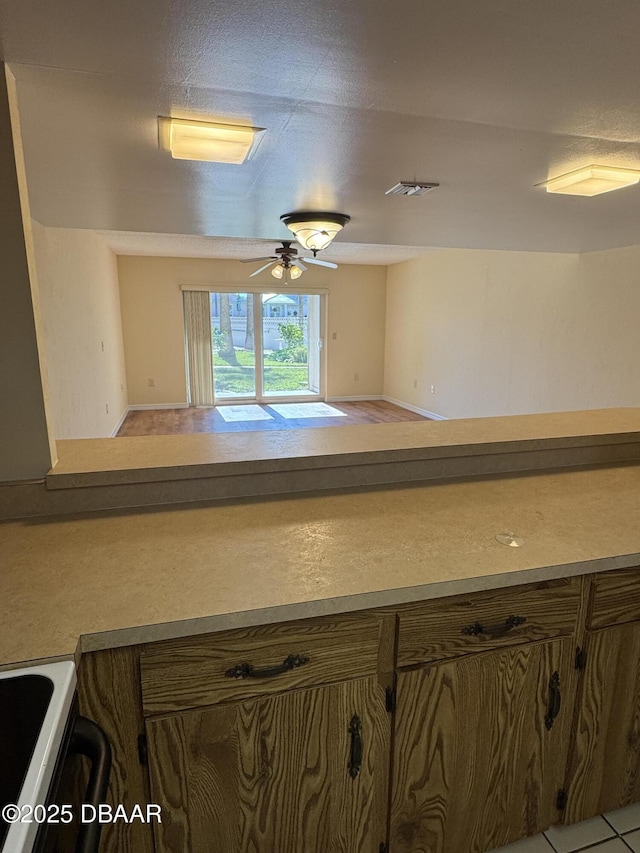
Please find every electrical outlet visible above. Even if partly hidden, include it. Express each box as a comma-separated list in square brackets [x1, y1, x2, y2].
[332, 332, 337, 340]
[105, 403, 109, 414]
[101, 340, 104, 352]
[354, 372, 359, 381]
[430, 384, 436, 394]
[413, 379, 418, 389]
[148, 378, 155, 388]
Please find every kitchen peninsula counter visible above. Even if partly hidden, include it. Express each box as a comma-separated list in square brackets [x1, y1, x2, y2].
[3, 407, 640, 521]
[2, 460, 640, 667]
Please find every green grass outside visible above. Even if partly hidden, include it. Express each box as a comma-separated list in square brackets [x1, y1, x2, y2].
[213, 349, 309, 394]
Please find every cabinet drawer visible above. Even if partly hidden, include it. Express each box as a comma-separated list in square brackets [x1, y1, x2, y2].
[396, 576, 580, 667]
[588, 567, 640, 629]
[140, 614, 383, 715]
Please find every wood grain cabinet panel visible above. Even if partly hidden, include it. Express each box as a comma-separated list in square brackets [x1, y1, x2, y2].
[390, 638, 577, 853]
[140, 615, 383, 714]
[146, 675, 390, 853]
[73, 571, 640, 852]
[588, 567, 640, 629]
[565, 622, 640, 822]
[397, 577, 580, 667]
[76, 647, 155, 853]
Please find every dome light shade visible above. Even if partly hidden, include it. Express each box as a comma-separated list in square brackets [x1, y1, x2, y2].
[280, 211, 350, 252]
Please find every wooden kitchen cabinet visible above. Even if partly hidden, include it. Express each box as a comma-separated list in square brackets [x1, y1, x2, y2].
[396, 577, 580, 667]
[145, 674, 390, 852]
[390, 638, 578, 853]
[565, 568, 640, 823]
[137, 612, 393, 852]
[74, 570, 640, 853]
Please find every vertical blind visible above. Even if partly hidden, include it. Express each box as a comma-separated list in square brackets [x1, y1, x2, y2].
[183, 290, 214, 406]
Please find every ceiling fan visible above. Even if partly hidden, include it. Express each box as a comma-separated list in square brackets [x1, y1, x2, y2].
[240, 241, 338, 282]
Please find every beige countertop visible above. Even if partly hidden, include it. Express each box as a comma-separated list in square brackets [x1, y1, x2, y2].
[50, 408, 640, 486]
[3, 408, 640, 522]
[3, 462, 640, 667]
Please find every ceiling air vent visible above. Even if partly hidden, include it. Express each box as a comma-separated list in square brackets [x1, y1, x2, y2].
[385, 181, 439, 196]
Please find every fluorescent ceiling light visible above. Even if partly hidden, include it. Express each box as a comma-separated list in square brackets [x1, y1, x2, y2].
[167, 118, 262, 163]
[546, 165, 640, 196]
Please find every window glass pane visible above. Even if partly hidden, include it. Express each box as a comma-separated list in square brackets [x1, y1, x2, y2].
[210, 292, 256, 398]
[261, 294, 319, 396]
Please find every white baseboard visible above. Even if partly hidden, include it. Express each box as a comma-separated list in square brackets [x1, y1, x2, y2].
[326, 395, 384, 402]
[110, 407, 130, 437]
[127, 403, 189, 411]
[382, 395, 447, 420]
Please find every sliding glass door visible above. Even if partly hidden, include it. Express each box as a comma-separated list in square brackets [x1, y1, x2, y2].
[209, 291, 323, 402]
[210, 292, 257, 399]
[261, 293, 321, 397]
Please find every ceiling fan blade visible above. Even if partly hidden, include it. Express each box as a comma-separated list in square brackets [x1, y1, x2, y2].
[302, 257, 338, 269]
[240, 256, 277, 263]
[291, 260, 307, 271]
[249, 261, 276, 277]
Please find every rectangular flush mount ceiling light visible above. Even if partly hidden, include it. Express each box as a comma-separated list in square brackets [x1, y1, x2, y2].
[167, 118, 263, 163]
[546, 164, 640, 196]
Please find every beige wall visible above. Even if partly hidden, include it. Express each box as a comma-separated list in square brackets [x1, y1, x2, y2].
[32, 223, 128, 438]
[0, 64, 56, 481]
[117, 256, 387, 404]
[384, 247, 640, 418]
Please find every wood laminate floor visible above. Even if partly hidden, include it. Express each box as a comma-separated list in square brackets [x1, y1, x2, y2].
[117, 400, 429, 436]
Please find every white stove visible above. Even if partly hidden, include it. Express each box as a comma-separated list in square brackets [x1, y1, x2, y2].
[0, 661, 76, 853]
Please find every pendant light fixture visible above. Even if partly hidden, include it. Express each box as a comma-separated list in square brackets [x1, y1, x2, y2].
[280, 211, 351, 254]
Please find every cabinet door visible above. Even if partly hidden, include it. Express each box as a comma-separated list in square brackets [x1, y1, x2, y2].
[146, 675, 390, 852]
[565, 622, 640, 823]
[390, 638, 576, 853]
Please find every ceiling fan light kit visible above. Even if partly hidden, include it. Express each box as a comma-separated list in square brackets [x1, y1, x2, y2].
[280, 211, 351, 253]
[270, 261, 302, 281]
[545, 164, 640, 196]
[240, 239, 339, 283]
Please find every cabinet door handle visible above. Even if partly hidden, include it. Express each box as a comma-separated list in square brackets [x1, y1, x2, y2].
[461, 614, 527, 638]
[225, 653, 310, 680]
[545, 671, 561, 730]
[348, 714, 362, 779]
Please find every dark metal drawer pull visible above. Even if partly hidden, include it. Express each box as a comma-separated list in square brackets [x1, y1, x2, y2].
[545, 671, 561, 730]
[461, 614, 527, 638]
[348, 714, 362, 779]
[225, 653, 310, 680]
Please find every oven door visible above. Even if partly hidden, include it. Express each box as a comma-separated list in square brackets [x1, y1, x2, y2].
[35, 709, 112, 853]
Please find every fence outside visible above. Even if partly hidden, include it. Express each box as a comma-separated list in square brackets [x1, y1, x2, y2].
[213, 317, 309, 353]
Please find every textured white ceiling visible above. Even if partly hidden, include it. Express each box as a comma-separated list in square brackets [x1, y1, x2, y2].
[3, 0, 640, 252]
[97, 232, 433, 265]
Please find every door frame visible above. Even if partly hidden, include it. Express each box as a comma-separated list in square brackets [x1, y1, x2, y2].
[181, 284, 328, 406]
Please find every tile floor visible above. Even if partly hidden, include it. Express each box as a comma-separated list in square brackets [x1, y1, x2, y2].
[490, 803, 640, 852]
